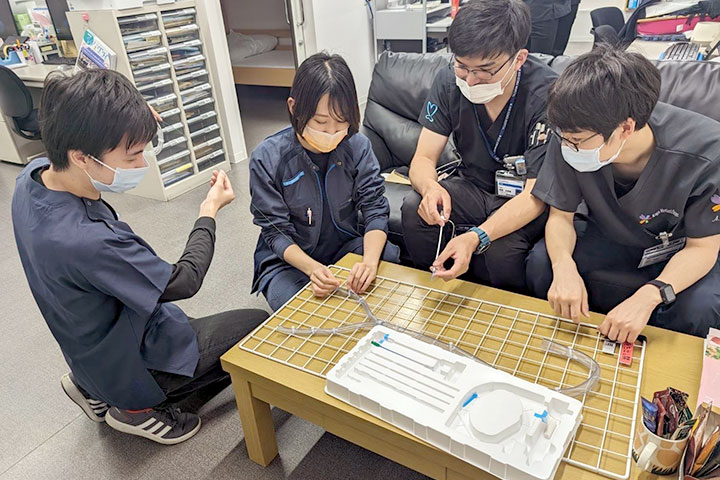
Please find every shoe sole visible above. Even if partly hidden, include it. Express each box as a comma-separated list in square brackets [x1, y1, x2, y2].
[105, 411, 202, 445]
[61, 374, 106, 423]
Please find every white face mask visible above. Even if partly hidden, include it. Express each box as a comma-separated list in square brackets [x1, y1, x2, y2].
[302, 125, 348, 153]
[84, 155, 149, 193]
[560, 132, 627, 172]
[455, 54, 518, 104]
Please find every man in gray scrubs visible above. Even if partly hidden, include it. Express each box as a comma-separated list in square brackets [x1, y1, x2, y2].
[527, 47, 720, 342]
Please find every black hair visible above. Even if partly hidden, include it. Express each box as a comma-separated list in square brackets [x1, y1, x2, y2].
[288, 52, 361, 136]
[39, 69, 157, 171]
[547, 46, 661, 139]
[448, 0, 530, 59]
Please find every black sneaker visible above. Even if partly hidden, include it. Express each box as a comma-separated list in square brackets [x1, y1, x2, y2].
[61, 373, 108, 423]
[105, 406, 201, 445]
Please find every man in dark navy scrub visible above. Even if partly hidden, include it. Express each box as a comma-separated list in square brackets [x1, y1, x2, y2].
[524, 0, 580, 56]
[401, 0, 557, 292]
[12, 69, 267, 444]
[527, 47, 720, 342]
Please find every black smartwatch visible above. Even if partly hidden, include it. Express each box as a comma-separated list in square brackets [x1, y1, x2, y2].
[646, 280, 676, 305]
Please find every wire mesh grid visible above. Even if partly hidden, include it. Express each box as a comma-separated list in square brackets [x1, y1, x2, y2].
[239, 266, 646, 479]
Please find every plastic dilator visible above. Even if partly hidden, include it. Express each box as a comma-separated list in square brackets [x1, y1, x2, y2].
[431, 214, 447, 279]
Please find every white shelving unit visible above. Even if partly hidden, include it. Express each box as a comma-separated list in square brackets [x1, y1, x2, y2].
[372, 0, 452, 56]
[66, 1, 231, 201]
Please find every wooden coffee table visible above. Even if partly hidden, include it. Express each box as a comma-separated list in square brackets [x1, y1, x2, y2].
[221, 254, 704, 480]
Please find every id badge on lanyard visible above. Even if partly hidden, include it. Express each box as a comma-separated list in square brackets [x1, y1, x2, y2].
[638, 230, 686, 268]
[474, 70, 524, 199]
[495, 156, 527, 198]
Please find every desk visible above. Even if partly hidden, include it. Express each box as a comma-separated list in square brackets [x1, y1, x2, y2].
[0, 64, 64, 165]
[629, 40, 673, 61]
[221, 254, 704, 480]
[427, 16, 452, 33]
[13, 63, 66, 88]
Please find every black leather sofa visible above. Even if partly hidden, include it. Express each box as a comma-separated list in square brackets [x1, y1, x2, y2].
[361, 51, 720, 311]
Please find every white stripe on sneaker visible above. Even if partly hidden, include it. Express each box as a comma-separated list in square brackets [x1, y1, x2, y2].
[143, 420, 159, 431]
[137, 418, 157, 430]
[61, 373, 106, 423]
[105, 408, 201, 445]
[148, 421, 166, 434]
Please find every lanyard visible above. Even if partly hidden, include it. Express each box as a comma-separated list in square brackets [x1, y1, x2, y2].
[472, 67, 522, 164]
[641, 223, 681, 246]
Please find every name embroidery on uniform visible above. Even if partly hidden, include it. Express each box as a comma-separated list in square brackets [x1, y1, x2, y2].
[711, 194, 720, 213]
[425, 102, 438, 123]
[638, 208, 680, 225]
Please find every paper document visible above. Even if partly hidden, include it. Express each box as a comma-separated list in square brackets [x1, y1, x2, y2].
[76, 29, 116, 71]
[698, 328, 720, 408]
[384, 169, 412, 186]
[645, 1, 698, 17]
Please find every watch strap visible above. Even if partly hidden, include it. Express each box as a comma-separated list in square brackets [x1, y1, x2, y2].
[469, 227, 491, 255]
[646, 279, 674, 304]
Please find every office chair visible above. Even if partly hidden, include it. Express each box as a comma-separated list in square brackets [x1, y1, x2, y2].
[590, 7, 628, 50]
[0, 65, 41, 140]
[590, 7, 626, 33]
[592, 24, 622, 48]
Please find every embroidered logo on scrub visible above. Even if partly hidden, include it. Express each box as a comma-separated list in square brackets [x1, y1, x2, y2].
[638, 208, 680, 225]
[425, 102, 438, 123]
[711, 194, 720, 212]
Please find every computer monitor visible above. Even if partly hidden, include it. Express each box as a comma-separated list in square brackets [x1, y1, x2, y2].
[46, 0, 72, 41]
[0, 0, 19, 41]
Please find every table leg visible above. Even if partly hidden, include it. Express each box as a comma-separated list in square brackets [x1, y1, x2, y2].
[229, 371, 278, 466]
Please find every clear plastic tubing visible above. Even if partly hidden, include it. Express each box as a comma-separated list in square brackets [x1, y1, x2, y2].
[274, 287, 380, 336]
[542, 338, 601, 398]
[275, 287, 601, 397]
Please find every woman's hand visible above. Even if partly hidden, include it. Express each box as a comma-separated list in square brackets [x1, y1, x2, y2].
[347, 261, 378, 293]
[310, 263, 340, 298]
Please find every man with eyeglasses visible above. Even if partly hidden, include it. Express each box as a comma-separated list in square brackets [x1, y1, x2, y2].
[527, 47, 720, 342]
[401, 0, 558, 292]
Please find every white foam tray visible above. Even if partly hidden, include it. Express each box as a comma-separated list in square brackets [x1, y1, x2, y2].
[326, 326, 584, 480]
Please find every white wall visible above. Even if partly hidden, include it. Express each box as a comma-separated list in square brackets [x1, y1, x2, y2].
[302, 0, 375, 108]
[219, 0, 289, 31]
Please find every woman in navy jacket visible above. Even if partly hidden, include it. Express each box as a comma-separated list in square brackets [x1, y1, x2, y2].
[250, 53, 400, 310]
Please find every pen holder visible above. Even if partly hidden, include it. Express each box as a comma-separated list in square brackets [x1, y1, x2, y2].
[0, 50, 23, 67]
[633, 419, 689, 475]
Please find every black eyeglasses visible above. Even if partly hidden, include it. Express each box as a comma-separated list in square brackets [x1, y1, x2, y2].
[452, 54, 514, 82]
[551, 130, 602, 152]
